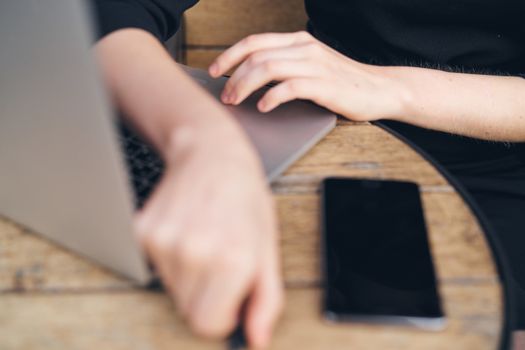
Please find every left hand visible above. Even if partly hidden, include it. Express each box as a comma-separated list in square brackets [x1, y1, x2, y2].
[209, 31, 409, 122]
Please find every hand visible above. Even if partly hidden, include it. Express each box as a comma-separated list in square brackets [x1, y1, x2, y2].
[135, 126, 283, 348]
[209, 31, 409, 122]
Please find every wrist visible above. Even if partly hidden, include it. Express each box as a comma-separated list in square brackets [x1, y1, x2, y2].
[378, 66, 418, 122]
[162, 121, 262, 172]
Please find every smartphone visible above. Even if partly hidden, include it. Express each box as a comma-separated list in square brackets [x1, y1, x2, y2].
[321, 178, 446, 330]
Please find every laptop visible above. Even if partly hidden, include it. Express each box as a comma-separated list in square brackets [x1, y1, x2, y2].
[0, 0, 336, 284]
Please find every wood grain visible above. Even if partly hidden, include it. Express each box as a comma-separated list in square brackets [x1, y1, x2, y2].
[0, 286, 500, 350]
[183, 0, 307, 68]
[186, 48, 223, 70]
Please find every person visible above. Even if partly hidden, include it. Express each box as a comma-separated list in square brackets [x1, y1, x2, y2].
[92, 0, 525, 347]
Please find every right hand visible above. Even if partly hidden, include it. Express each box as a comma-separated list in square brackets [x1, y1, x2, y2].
[135, 126, 284, 348]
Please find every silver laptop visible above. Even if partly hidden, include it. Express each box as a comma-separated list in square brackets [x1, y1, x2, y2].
[0, 0, 336, 284]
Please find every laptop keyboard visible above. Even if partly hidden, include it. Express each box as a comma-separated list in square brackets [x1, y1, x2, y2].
[118, 123, 164, 208]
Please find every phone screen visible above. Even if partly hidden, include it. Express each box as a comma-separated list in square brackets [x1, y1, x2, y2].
[321, 178, 444, 323]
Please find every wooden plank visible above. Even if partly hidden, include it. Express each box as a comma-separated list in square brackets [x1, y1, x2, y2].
[186, 48, 223, 69]
[0, 286, 500, 350]
[0, 217, 130, 292]
[184, 0, 308, 46]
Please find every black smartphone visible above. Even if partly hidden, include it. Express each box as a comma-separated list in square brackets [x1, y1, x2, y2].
[321, 178, 445, 330]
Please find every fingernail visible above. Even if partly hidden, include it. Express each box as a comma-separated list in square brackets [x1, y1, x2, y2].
[258, 101, 268, 112]
[209, 63, 219, 77]
[229, 93, 237, 105]
[223, 88, 233, 102]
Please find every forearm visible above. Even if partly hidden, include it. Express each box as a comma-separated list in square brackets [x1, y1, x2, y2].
[391, 66, 525, 142]
[95, 29, 279, 348]
[95, 29, 250, 159]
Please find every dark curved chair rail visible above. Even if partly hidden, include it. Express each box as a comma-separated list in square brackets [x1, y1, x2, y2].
[374, 121, 515, 350]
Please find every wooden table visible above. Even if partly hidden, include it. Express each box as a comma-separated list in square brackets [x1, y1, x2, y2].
[0, 120, 504, 349]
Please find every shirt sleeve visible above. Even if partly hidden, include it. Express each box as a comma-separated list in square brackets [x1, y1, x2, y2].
[91, 0, 199, 41]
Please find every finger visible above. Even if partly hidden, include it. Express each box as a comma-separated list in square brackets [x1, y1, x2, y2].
[257, 78, 328, 113]
[245, 271, 284, 349]
[138, 225, 182, 306]
[134, 171, 205, 315]
[245, 239, 284, 348]
[221, 44, 313, 103]
[209, 31, 313, 78]
[134, 182, 172, 244]
[134, 169, 185, 244]
[186, 254, 254, 339]
[154, 253, 180, 303]
[224, 59, 318, 106]
[172, 237, 215, 318]
[134, 174, 181, 282]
